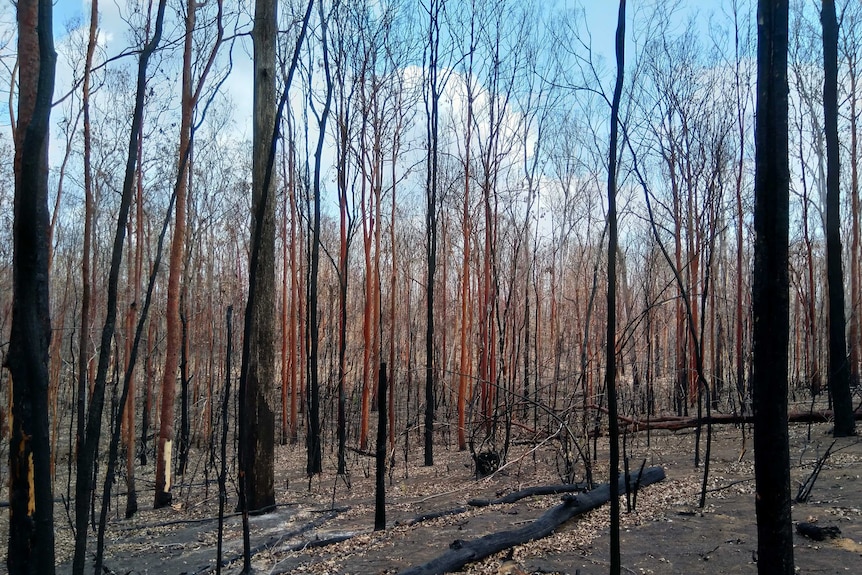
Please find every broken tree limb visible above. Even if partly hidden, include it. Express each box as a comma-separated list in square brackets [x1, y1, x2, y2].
[796, 441, 836, 503]
[467, 483, 590, 507]
[399, 466, 666, 575]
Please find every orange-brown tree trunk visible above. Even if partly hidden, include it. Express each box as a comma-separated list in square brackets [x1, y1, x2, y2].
[76, 0, 98, 504]
[154, 0, 195, 509]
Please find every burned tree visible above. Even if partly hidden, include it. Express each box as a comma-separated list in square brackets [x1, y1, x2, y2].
[6, 0, 57, 573]
[752, 0, 795, 573]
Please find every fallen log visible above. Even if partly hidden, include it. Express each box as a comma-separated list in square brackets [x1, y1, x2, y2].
[467, 483, 590, 508]
[589, 405, 862, 432]
[399, 466, 666, 575]
[633, 411, 862, 431]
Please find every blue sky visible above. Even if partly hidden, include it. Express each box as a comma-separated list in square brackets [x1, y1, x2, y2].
[54, 1, 86, 35]
[14, 0, 739, 170]
[48, 0, 726, 60]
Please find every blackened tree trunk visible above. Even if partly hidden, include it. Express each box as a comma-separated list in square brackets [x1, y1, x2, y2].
[6, 1, 56, 573]
[216, 306, 234, 575]
[752, 1, 794, 573]
[243, 0, 278, 513]
[424, 0, 441, 468]
[307, 0, 332, 476]
[822, 0, 856, 438]
[72, 2, 168, 573]
[178, 307, 190, 474]
[605, 3, 626, 574]
[375, 363, 388, 531]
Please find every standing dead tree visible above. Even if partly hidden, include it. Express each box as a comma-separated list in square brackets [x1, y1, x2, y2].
[306, 0, 332, 477]
[752, 0, 795, 572]
[604, 3, 626, 574]
[72, 2, 168, 573]
[821, 0, 856, 437]
[423, 0, 442, 467]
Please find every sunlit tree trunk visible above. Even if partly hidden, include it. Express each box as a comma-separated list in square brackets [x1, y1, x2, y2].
[155, 0, 196, 508]
[388, 109, 402, 449]
[359, 105, 377, 448]
[372, 92, 385, 420]
[76, 0, 98, 514]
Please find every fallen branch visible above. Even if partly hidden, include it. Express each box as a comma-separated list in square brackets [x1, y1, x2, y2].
[588, 406, 862, 432]
[468, 483, 589, 507]
[796, 441, 836, 503]
[399, 466, 666, 575]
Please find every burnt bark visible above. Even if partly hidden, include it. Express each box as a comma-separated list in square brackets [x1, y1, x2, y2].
[241, 0, 279, 514]
[424, 0, 442, 468]
[306, 0, 331, 476]
[216, 306, 233, 575]
[6, 1, 57, 573]
[72, 2, 168, 573]
[752, 1, 794, 573]
[375, 363, 388, 531]
[605, 3, 626, 574]
[822, 0, 856, 437]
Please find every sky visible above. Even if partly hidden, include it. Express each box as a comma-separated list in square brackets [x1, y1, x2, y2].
[38, 0, 728, 137]
[49, 0, 725, 64]
[0, 0, 742, 184]
[18, 1, 733, 129]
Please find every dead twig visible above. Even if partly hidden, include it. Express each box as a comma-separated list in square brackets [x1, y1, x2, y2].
[796, 441, 835, 503]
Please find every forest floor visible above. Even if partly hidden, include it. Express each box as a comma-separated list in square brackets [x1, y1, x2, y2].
[14, 418, 862, 574]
